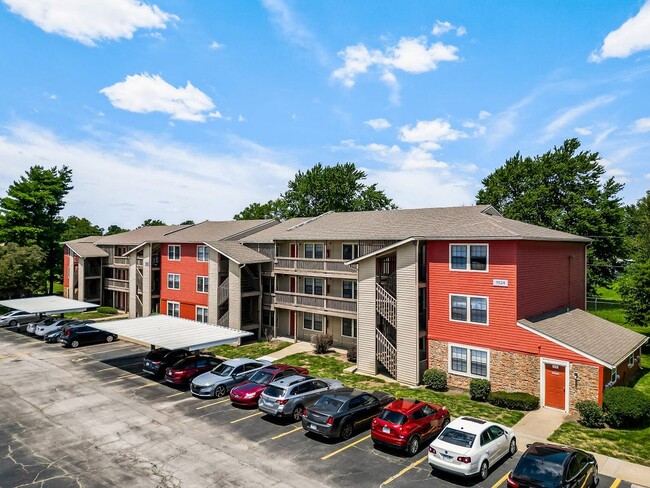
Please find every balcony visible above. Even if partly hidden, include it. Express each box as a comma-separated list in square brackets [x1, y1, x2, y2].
[274, 257, 356, 277]
[105, 278, 129, 291]
[274, 291, 357, 318]
[112, 256, 129, 267]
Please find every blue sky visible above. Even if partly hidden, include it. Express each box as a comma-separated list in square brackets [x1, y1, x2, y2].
[0, 0, 649, 229]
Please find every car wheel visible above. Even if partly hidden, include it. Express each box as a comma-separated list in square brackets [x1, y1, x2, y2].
[214, 385, 227, 398]
[406, 436, 420, 456]
[105, 335, 114, 343]
[441, 418, 450, 429]
[592, 466, 599, 487]
[509, 437, 517, 456]
[479, 461, 489, 481]
[9, 320, 17, 327]
[292, 405, 303, 421]
[341, 422, 354, 441]
[71, 340, 80, 348]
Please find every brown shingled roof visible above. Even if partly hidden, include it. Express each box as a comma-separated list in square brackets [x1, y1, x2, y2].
[157, 219, 277, 243]
[204, 241, 271, 265]
[96, 225, 191, 246]
[238, 218, 312, 243]
[66, 241, 109, 258]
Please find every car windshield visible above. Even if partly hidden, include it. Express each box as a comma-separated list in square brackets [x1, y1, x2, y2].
[211, 363, 234, 376]
[378, 410, 408, 425]
[248, 370, 274, 385]
[145, 349, 169, 360]
[438, 428, 476, 448]
[41, 318, 56, 325]
[513, 451, 567, 488]
[264, 385, 286, 398]
[312, 396, 344, 412]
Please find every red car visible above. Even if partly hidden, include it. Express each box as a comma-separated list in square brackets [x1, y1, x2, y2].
[371, 398, 450, 456]
[229, 364, 309, 406]
[164, 354, 223, 385]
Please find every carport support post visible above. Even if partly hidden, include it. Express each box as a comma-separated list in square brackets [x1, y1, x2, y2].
[77, 258, 85, 302]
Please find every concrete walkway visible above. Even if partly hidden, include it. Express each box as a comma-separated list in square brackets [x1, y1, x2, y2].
[513, 409, 650, 487]
[256, 340, 314, 361]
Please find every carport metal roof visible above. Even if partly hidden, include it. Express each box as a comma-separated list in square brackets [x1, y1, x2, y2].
[0, 296, 100, 314]
[90, 315, 252, 351]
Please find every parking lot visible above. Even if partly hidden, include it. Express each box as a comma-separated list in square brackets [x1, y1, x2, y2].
[0, 326, 634, 488]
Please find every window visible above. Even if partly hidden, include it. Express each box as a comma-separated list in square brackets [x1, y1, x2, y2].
[303, 312, 324, 331]
[450, 295, 488, 324]
[196, 276, 209, 293]
[449, 244, 488, 271]
[342, 318, 356, 338]
[304, 278, 324, 295]
[449, 344, 489, 378]
[167, 301, 180, 318]
[197, 245, 209, 262]
[629, 354, 635, 368]
[196, 306, 208, 323]
[167, 273, 180, 290]
[610, 368, 617, 384]
[342, 243, 359, 260]
[168, 245, 181, 261]
[342, 280, 357, 299]
[304, 243, 324, 259]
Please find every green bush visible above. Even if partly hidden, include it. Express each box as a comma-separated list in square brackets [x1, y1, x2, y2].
[311, 333, 334, 354]
[576, 400, 606, 429]
[603, 386, 650, 429]
[488, 391, 539, 411]
[470, 379, 491, 402]
[96, 306, 118, 315]
[422, 368, 447, 391]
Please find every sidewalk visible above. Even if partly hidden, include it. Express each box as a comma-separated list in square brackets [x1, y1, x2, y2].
[256, 340, 314, 361]
[513, 409, 650, 487]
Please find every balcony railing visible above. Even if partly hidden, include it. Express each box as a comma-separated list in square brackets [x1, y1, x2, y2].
[105, 278, 129, 290]
[113, 256, 129, 266]
[274, 291, 357, 314]
[274, 257, 356, 275]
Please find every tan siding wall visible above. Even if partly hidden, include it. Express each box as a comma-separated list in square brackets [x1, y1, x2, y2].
[357, 258, 376, 375]
[128, 253, 137, 318]
[77, 258, 85, 302]
[229, 260, 241, 330]
[142, 244, 152, 316]
[396, 244, 419, 386]
[207, 252, 219, 323]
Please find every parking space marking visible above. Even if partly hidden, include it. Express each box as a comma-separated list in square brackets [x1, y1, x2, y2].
[491, 471, 511, 488]
[166, 391, 186, 398]
[271, 426, 303, 440]
[105, 373, 144, 384]
[96, 361, 142, 372]
[230, 412, 264, 424]
[196, 398, 231, 410]
[609, 479, 621, 488]
[321, 434, 371, 460]
[133, 382, 161, 390]
[380, 455, 428, 486]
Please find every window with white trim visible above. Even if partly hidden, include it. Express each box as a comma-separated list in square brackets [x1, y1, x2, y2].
[342, 280, 357, 299]
[611, 368, 617, 384]
[167, 301, 180, 317]
[303, 312, 324, 332]
[167, 273, 180, 290]
[168, 245, 181, 261]
[304, 277, 324, 295]
[196, 276, 209, 293]
[304, 243, 324, 259]
[196, 306, 208, 323]
[450, 295, 488, 324]
[449, 344, 489, 378]
[197, 245, 209, 262]
[629, 354, 635, 368]
[450, 244, 488, 271]
[342, 318, 357, 338]
[342, 243, 359, 260]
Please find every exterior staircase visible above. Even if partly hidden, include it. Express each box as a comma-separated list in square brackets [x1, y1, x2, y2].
[375, 282, 397, 378]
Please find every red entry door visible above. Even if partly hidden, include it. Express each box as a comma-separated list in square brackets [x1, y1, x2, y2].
[545, 364, 566, 410]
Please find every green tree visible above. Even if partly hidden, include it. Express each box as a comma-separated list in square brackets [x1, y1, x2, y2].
[140, 219, 166, 227]
[61, 216, 103, 242]
[0, 165, 73, 294]
[104, 224, 129, 236]
[0, 243, 46, 299]
[476, 139, 626, 290]
[179, 220, 195, 225]
[235, 162, 396, 220]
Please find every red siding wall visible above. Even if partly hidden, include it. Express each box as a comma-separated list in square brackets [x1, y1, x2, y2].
[517, 241, 586, 319]
[427, 240, 597, 367]
[63, 250, 70, 287]
[160, 243, 209, 321]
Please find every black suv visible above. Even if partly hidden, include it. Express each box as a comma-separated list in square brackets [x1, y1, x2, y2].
[142, 348, 192, 376]
[59, 324, 117, 348]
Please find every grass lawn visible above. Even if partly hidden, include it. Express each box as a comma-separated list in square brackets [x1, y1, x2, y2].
[64, 310, 124, 320]
[208, 340, 292, 359]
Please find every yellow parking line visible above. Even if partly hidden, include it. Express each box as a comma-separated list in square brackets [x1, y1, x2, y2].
[196, 398, 231, 410]
[117, 372, 139, 378]
[380, 455, 428, 486]
[321, 434, 371, 460]
[609, 479, 621, 488]
[491, 471, 511, 488]
[105, 373, 142, 384]
[271, 426, 303, 440]
[166, 391, 186, 398]
[230, 412, 264, 424]
[133, 382, 161, 390]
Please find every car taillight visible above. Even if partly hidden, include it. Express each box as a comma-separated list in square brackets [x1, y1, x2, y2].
[66, 329, 71, 336]
[371, 418, 377, 426]
[428, 446, 437, 454]
[277, 399, 288, 405]
[302, 408, 307, 416]
[457, 456, 471, 464]
[506, 477, 519, 488]
[327, 416, 333, 426]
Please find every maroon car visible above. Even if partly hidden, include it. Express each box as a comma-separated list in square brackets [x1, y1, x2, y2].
[164, 354, 223, 385]
[371, 398, 450, 456]
[229, 364, 309, 406]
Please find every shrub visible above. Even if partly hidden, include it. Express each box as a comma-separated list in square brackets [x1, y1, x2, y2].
[346, 345, 357, 363]
[488, 391, 539, 411]
[422, 368, 447, 391]
[311, 333, 333, 354]
[96, 306, 118, 315]
[603, 386, 650, 429]
[576, 400, 606, 429]
[470, 379, 491, 402]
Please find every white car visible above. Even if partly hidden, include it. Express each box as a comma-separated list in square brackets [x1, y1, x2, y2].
[428, 416, 517, 480]
[35, 318, 77, 337]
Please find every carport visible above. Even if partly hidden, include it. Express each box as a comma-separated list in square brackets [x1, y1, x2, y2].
[89, 315, 252, 350]
[0, 295, 100, 315]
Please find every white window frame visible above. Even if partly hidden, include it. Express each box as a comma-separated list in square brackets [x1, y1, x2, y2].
[342, 243, 359, 261]
[167, 273, 180, 290]
[341, 318, 357, 338]
[449, 243, 489, 272]
[196, 306, 208, 323]
[197, 245, 209, 262]
[196, 276, 209, 293]
[304, 242, 324, 259]
[611, 367, 617, 384]
[447, 343, 490, 380]
[168, 245, 181, 261]
[628, 354, 635, 368]
[342, 280, 357, 299]
[449, 294, 489, 325]
[167, 301, 180, 318]
[303, 312, 324, 332]
[304, 277, 324, 296]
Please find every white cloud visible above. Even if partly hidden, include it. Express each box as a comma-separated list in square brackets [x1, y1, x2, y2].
[431, 20, 467, 37]
[645, 173, 650, 179]
[589, 1, 650, 62]
[478, 110, 491, 120]
[575, 126, 593, 136]
[541, 95, 617, 142]
[462, 121, 486, 136]
[399, 119, 466, 145]
[631, 117, 650, 133]
[340, 139, 448, 170]
[364, 118, 391, 131]
[3, 0, 177, 46]
[209, 41, 224, 50]
[238, 115, 246, 122]
[100, 74, 218, 122]
[593, 126, 617, 146]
